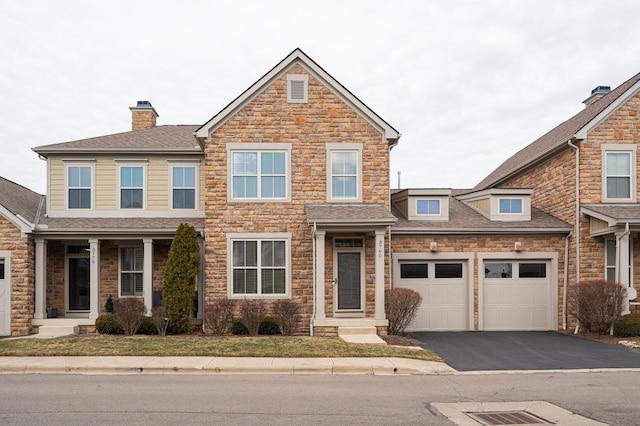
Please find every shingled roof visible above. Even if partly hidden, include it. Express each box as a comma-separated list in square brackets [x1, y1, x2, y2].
[33, 125, 201, 155]
[475, 71, 640, 190]
[0, 176, 44, 226]
[36, 217, 204, 235]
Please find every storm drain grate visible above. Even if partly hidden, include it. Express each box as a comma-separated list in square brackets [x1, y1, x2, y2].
[466, 410, 554, 425]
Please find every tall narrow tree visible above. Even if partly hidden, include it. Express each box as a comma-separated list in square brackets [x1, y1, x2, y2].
[163, 223, 200, 333]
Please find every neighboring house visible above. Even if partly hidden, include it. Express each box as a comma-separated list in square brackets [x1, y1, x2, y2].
[0, 177, 42, 336]
[475, 72, 640, 322]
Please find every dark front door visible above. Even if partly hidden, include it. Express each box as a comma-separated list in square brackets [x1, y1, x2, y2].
[337, 252, 362, 310]
[68, 257, 90, 311]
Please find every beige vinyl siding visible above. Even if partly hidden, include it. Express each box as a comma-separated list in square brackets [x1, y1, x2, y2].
[48, 158, 64, 211]
[95, 157, 116, 210]
[147, 157, 169, 211]
[590, 217, 610, 233]
[467, 198, 490, 215]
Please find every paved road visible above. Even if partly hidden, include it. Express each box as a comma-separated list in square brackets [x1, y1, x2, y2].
[410, 331, 640, 371]
[1, 372, 639, 425]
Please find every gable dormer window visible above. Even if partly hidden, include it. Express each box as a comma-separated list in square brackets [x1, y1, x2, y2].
[417, 199, 441, 215]
[287, 74, 308, 103]
[499, 198, 522, 214]
[456, 188, 532, 221]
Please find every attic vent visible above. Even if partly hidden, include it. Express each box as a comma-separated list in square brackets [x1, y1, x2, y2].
[287, 74, 308, 103]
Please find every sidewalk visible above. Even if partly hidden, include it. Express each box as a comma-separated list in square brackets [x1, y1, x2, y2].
[0, 356, 455, 375]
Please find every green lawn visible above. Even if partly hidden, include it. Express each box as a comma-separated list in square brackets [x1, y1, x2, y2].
[0, 335, 441, 361]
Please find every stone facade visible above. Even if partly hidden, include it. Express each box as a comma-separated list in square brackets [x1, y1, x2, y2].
[0, 215, 34, 336]
[203, 64, 391, 333]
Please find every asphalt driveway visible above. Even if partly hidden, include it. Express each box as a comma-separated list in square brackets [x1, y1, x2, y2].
[409, 331, 640, 371]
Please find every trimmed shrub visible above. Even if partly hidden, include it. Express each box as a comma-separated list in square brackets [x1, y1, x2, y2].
[232, 319, 249, 335]
[95, 314, 124, 335]
[569, 280, 627, 334]
[204, 298, 235, 336]
[240, 299, 267, 336]
[163, 223, 200, 334]
[613, 313, 640, 337]
[104, 294, 114, 314]
[385, 288, 422, 335]
[137, 316, 158, 335]
[272, 299, 301, 336]
[259, 317, 281, 335]
[152, 306, 169, 336]
[113, 298, 146, 336]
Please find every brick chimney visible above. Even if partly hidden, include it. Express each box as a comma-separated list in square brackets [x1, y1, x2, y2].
[129, 101, 159, 130]
[583, 86, 611, 108]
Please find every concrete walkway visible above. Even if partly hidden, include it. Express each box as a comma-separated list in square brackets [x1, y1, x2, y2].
[0, 356, 454, 375]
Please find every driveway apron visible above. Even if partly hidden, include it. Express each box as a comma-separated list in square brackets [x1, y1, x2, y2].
[410, 331, 640, 371]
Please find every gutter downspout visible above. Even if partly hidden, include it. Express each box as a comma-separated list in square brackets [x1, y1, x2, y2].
[617, 222, 631, 316]
[567, 139, 580, 333]
[310, 222, 316, 337]
[562, 230, 573, 329]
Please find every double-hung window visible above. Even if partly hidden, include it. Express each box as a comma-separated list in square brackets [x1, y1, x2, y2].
[119, 164, 145, 209]
[327, 143, 362, 202]
[172, 165, 196, 209]
[229, 234, 291, 297]
[120, 247, 143, 297]
[228, 144, 290, 201]
[603, 145, 636, 202]
[67, 165, 92, 209]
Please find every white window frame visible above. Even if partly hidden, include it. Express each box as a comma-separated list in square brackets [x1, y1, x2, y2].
[119, 245, 144, 297]
[226, 143, 291, 202]
[602, 145, 637, 202]
[326, 143, 363, 203]
[287, 74, 308, 103]
[117, 161, 147, 210]
[169, 161, 199, 210]
[605, 239, 617, 281]
[498, 197, 523, 214]
[227, 233, 292, 299]
[63, 161, 95, 210]
[408, 196, 450, 221]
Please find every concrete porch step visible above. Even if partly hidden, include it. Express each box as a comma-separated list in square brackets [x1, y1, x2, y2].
[37, 325, 79, 338]
[338, 326, 386, 345]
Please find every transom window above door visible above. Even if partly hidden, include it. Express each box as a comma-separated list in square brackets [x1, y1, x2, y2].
[227, 144, 291, 202]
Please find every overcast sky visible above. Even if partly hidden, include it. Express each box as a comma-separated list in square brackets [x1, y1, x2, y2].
[1, 0, 639, 194]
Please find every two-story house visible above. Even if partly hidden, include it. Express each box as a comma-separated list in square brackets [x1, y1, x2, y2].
[475, 71, 640, 322]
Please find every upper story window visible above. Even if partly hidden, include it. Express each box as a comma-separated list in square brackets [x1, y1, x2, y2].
[287, 74, 308, 103]
[118, 164, 146, 209]
[227, 143, 291, 202]
[603, 145, 636, 202]
[327, 143, 362, 202]
[499, 198, 523, 214]
[172, 165, 196, 209]
[417, 199, 441, 215]
[66, 165, 93, 209]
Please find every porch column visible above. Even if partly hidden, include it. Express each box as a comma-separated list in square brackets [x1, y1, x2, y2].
[374, 230, 385, 320]
[143, 239, 153, 315]
[88, 239, 100, 319]
[617, 229, 631, 314]
[314, 230, 326, 321]
[34, 238, 46, 320]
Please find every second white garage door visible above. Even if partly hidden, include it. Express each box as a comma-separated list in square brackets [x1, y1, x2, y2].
[397, 261, 469, 331]
[482, 260, 552, 330]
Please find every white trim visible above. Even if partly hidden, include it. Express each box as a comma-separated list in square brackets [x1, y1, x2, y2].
[45, 209, 205, 218]
[477, 252, 558, 331]
[409, 197, 449, 221]
[392, 252, 474, 331]
[0, 251, 11, 336]
[63, 161, 96, 211]
[226, 233, 292, 299]
[168, 163, 199, 210]
[326, 143, 363, 203]
[287, 74, 308, 103]
[226, 143, 292, 203]
[601, 144, 637, 203]
[0, 204, 33, 235]
[194, 49, 400, 143]
[116, 162, 148, 210]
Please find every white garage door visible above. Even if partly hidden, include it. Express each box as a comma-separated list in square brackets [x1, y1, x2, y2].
[483, 261, 551, 330]
[397, 261, 469, 331]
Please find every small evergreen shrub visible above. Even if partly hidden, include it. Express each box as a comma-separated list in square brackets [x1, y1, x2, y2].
[570, 280, 627, 334]
[95, 314, 124, 335]
[240, 299, 267, 336]
[205, 298, 235, 335]
[613, 313, 640, 337]
[259, 317, 281, 335]
[113, 298, 146, 336]
[232, 319, 249, 335]
[137, 316, 158, 335]
[105, 295, 114, 314]
[272, 299, 301, 336]
[385, 288, 422, 335]
[152, 306, 169, 336]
